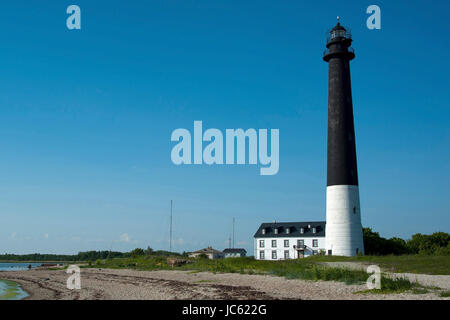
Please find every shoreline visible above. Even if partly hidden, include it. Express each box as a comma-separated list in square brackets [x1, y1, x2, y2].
[0, 267, 448, 300]
[0, 279, 29, 300]
[0, 261, 73, 263]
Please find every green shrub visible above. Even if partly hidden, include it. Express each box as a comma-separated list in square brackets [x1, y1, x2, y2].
[380, 276, 413, 292]
[130, 248, 145, 258]
[440, 291, 450, 297]
[411, 288, 428, 294]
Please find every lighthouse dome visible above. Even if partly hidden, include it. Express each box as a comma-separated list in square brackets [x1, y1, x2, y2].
[331, 22, 346, 32]
[327, 17, 352, 44]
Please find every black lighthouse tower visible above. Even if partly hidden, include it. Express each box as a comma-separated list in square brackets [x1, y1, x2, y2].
[323, 18, 364, 256]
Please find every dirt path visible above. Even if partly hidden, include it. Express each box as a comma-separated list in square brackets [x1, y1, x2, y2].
[0, 267, 447, 300]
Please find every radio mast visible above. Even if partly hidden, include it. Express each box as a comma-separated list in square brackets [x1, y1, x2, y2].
[170, 200, 173, 253]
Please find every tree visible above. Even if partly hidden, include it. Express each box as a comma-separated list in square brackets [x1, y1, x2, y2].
[363, 228, 409, 255]
[407, 232, 450, 254]
[130, 248, 145, 258]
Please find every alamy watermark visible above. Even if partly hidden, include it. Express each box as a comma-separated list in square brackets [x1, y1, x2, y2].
[366, 265, 381, 290]
[66, 265, 81, 290]
[65, 5, 380, 31]
[171, 121, 279, 175]
[66, 5, 81, 30]
[367, 5, 381, 30]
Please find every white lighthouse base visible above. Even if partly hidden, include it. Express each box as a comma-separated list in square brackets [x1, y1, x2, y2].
[325, 185, 364, 256]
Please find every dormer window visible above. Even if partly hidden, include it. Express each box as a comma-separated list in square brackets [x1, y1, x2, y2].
[300, 227, 304, 234]
[312, 227, 316, 234]
[274, 228, 278, 235]
[262, 228, 266, 235]
[286, 227, 290, 234]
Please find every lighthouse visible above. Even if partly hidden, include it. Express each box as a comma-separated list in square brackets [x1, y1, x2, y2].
[323, 18, 364, 256]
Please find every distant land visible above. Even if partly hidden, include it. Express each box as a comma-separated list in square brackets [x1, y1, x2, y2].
[1, 229, 449, 262]
[0, 248, 178, 262]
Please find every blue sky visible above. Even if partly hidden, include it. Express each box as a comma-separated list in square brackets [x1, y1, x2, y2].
[0, 1, 449, 254]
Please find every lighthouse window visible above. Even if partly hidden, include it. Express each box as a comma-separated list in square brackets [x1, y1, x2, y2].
[353, 207, 356, 214]
[331, 29, 346, 39]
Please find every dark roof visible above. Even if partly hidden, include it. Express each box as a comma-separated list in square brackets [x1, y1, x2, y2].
[254, 221, 326, 238]
[331, 22, 346, 31]
[223, 248, 247, 254]
[191, 247, 223, 254]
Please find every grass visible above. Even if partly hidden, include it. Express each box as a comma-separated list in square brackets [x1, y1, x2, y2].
[356, 276, 419, 294]
[307, 255, 450, 275]
[95, 256, 424, 294]
[378, 276, 414, 293]
[440, 291, 450, 297]
[195, 280, 216, 283]
[411, 288, 429, 294]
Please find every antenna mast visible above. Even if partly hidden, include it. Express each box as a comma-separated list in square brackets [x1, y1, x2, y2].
[232, 217, 235, 248]
[170, 200, 173, 253]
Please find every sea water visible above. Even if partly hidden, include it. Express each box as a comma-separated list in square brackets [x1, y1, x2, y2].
[0, 280, 29, 300]
[0, 262, 42, 271]
[0, 263, 41, 300]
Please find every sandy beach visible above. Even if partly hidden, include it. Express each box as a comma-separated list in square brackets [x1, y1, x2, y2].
[0, 267, 448, 300]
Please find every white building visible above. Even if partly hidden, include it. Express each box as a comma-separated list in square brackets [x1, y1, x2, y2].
[254, 221, 326, 260]
[188, 247, 225, 260]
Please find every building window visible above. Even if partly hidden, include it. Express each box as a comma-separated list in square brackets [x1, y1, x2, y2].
[286, 227, 290, 234]
[300, 227, 304, 234]
[312, 239, 318, 247]
[262, 228, 266, 235]
[259, 251, 265, 259]
[272, 250, 277, 259]
[272, 240, 277, 248]
[284, 250, 289, 259]
[312, 227, 316, 234]
[259, 240, 264, 248]
[297, 239, 304, 248]
[274, 228, 278, 234]
[284, 240, 289, 248]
